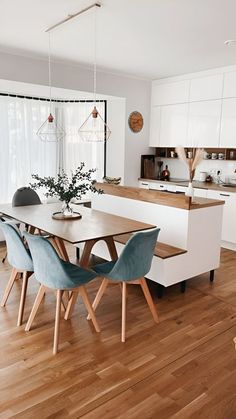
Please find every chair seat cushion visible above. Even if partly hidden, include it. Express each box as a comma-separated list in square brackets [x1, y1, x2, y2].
[61, 260, 97, 288]
[92, 261, 116, 277]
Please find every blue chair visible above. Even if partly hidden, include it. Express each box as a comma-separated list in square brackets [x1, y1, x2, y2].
[0, 221, 34, 326]
[23, 232, 100, 355]
[89, 227, 160, 342]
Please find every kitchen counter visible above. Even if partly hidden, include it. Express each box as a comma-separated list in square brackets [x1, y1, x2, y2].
[139, 177, 236, 193]
[95, 182, 224, 210]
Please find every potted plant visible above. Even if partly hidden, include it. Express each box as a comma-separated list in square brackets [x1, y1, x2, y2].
[30, 162, 103, 217]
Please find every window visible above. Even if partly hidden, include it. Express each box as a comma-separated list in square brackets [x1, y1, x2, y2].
[0, 95, 106, 203]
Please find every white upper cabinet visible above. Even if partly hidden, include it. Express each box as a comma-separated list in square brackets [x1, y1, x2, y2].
[159, 104, 189, 147]
[152, 80, 190, 106]
[187, 100, 221, 147]
[149, 106, 161, 147]
[189, 74, 223, 101]
[223, 71, 236, 98]
[220, 98, 236, 147]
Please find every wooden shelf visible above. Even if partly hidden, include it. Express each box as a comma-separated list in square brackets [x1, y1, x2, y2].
[155, 147, 236, 161]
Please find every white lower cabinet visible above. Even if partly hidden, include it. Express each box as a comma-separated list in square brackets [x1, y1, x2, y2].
[207, 189, 236, 244]
[194, 188, 207, 198]
[138, 180, 149, 189]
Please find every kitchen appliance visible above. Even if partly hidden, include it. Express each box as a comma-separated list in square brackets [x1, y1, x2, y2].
[161, 165, 170, 181]
[199, 171, 207, 182]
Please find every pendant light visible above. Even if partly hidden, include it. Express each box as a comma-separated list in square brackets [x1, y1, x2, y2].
[37, 33, 65, 142]
[78, 6, 111, 142]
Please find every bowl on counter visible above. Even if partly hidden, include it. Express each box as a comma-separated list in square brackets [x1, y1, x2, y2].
[103, 176, 121, 185]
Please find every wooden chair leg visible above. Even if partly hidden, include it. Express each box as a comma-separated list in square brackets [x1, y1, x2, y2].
[25, 285, 46, 331]
[1, 268, 18, 307]
[87, 278, 109, 320]
[121, 282, 127, 343]
[64, 291, 79, 320]
[17, 271, 31, 326]
[139, 278, 159, 324]
[53, 290, 63, 355]
[79, 286, 100, 333]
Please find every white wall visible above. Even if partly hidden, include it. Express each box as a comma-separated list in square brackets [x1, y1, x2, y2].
[0, 51, 152, 186]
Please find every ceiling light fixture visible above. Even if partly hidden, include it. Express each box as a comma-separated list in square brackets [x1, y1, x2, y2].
[224, 39, 236, 46]
[37, 33, 65, 142]
[78, 5, 111, 142]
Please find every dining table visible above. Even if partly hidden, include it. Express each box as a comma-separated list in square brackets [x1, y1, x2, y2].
[0, 202, 156, 263]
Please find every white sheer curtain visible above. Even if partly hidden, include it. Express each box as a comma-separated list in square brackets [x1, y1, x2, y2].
[61, 102, 104, 181]
[0, 97, 105, 204]
[0, 97, 59, 203]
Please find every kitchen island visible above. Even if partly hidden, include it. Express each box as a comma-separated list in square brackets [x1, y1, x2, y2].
[78, 183, 224, 291]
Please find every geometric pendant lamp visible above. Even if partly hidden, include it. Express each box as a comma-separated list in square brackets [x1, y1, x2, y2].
[37, 113, 65, 142]
[78, 106, 111, 142]
[78, 6, 111, 143]
[37, 33, 65, 142]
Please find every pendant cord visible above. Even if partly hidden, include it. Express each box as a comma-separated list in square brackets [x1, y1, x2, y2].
[93, 6, 97, 106]
[48, 32, 52, 114]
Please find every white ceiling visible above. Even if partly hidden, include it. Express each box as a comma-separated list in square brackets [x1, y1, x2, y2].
[1, 0, 236, 80]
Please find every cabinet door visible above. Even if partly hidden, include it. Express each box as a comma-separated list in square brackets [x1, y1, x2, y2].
[152, 80, 190, 106]
[207, 189, 236, 243]
[189, 74, 223, 101]
[220, 98, 236, 148]
[149, 106, 161, 147]
[223, 71, 236, 98]
[159, 104, 188, 147]
[187, 100, 221, 147]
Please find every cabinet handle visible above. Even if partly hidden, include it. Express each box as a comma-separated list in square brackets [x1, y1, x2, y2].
[159, 185, 165, 188]
[220, 193, 230, 197]
[141, 182, 148, 186]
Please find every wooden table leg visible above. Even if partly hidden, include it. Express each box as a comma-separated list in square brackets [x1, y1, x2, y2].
[79, 239, 97, 267]
[54, 237, 70, 262]
[104, 236, 118, 261]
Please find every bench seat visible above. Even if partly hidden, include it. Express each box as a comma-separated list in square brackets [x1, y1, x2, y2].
[114, 233, 187, 259]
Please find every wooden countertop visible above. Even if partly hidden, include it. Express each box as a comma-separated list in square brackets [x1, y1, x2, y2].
[139, 177, 236, 193]
[95, 183, 224, 210]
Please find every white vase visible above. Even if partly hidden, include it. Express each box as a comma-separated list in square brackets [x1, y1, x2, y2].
[185, 182, 194, 198]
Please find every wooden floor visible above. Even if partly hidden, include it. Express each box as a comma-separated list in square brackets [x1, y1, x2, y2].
[0, 244, 236, 418]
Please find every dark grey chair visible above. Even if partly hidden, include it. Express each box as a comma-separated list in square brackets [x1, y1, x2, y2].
[2, 187, 41, 263]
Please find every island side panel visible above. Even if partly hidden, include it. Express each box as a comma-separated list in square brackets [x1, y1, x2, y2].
[92, 194, 189, 249]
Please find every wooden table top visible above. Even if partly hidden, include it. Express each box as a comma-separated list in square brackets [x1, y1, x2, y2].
[0, 203, 155, 244]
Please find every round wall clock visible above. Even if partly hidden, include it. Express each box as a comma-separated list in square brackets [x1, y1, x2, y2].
[128, 111, 144, 133]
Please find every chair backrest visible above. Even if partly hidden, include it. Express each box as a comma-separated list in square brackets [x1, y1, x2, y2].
[0, 221, 33, 272]
[12, 187, 41, 207]
[108, 227, 160, 281]
[23, 232, 78, 290]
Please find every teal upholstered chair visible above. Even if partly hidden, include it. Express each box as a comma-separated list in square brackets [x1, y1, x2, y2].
[24, 232, 100, 355]
[0, 220, 34, 326]
[89, 227, 160, 342]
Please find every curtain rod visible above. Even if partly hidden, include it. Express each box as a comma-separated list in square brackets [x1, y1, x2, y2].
[0, 92, 106, 104]
[46, 3, 101, 33]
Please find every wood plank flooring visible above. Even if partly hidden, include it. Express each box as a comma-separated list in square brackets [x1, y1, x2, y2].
[0, 245, 236, 418]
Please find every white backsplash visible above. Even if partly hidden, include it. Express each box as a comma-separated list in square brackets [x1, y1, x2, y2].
[160, 158, 236, 182]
